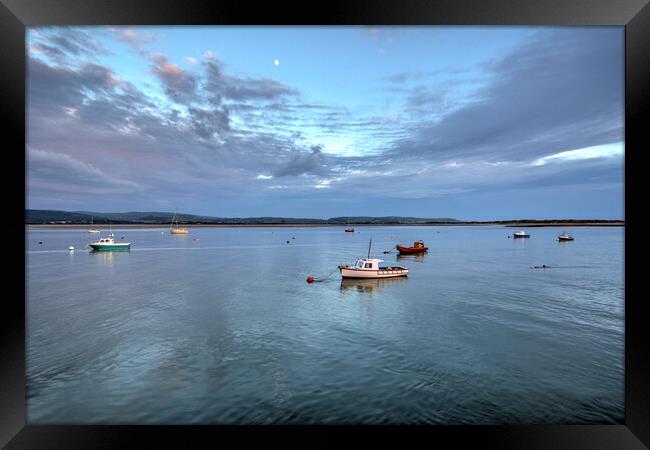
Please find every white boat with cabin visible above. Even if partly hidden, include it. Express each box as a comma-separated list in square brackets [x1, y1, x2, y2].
[338, 239, 408, 279]
[338, 258, 409, 279]
[88, 233, 131, 251]
[513, 230, 530, 238]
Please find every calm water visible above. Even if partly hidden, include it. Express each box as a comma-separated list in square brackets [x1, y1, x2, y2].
[26, 225, 624, 424]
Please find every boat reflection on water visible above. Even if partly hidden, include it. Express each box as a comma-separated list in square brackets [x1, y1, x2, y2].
[89, 248, 130, 266]
[340, 276, 407, 294]
[396, 252, 426, 263]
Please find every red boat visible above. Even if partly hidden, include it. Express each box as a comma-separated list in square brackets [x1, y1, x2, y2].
[396, 241, 428, 254]
[345, 228, 355, 232]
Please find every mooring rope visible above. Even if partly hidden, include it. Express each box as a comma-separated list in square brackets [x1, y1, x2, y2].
[306, 266, 341, 283]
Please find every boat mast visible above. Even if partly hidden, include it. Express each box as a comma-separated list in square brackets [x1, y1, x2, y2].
[367, 238, 372, 259]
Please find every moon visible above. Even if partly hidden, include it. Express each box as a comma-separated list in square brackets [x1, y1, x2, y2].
[274, 58, 280, 66]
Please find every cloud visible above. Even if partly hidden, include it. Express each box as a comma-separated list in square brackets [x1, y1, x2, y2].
[187, 106, 230, 139]
[29, 27, 109, 65]
[202, 54, 298, 102]
[531, 143, 623, 166]
[388, 28, 624, 166]
[384, 67, 469, 84]
[28, 58, 124, 119]
[151, 53, 198, 104]
[111, 27, 157, 57]
[28, 148, 142, 194]
[273, 145, 329, 177]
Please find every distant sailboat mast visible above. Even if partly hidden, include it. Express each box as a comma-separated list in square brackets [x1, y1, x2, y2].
[87, 215, 100, 233]
[170, 208, 189, 234]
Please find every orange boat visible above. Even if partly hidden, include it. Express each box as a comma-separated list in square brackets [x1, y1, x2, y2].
[396, 240, 428, 254]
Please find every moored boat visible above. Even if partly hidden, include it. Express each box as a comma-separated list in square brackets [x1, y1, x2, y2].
[396, 240, 428, 254]
[338, 258, 409, 279]
[87, 216, 100, 234]
[338, 239, 408, 279]
[513, 231, 530, 238]
[88, 234, 130, 251]
[170, 209, 189, 234]
[557, 232, 574, 241]
[344, 217, 354, 232]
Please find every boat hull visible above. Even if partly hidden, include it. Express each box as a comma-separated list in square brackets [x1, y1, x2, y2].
[170, 229, 189, 234]
[558, 237, 574, 241]
[339, 266, 408, 279]
[513, 235, 530, 238]
[396, 245, 428, 254]
[89, 244, 131, 251]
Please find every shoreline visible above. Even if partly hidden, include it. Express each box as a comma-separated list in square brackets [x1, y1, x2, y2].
[25, 221, 625, 229]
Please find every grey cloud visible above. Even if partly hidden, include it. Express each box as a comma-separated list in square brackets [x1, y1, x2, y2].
[202, 56, 298, 103]
[28, 148, 142, 194]
[28, 58, 120, 117]
[31, 28, 109, 62]
[188, 106, 231, 139]
[390, 28, 624, 165]
[151, 54, 198, 104]
[385, 67, 469, 84]
[273, 145, 329, 178]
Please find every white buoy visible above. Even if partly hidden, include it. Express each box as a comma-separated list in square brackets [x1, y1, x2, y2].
[68, 246, 75, 251]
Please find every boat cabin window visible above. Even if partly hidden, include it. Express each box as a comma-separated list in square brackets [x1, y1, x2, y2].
[364, 262, 373, 268]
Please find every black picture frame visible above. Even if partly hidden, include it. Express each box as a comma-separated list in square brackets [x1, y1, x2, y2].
[2, 0, 647, 447]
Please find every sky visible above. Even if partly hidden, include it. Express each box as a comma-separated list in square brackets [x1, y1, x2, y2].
[26, 26, 624, 220]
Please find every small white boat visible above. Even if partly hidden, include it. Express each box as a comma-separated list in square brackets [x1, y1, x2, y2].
[513, 230, 530, 238]
[339, 258, 409, 279]
[557, 232, 574, 242]
[88, 233, 131, 251]
[87, 216, 101, 234]
[338, 239, 408, 279]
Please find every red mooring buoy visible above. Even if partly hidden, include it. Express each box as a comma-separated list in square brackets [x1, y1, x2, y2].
[306, 276, 315, 283]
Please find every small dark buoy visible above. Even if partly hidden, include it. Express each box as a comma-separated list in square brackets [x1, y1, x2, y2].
[38, 241, 43, 244]
[121, 236, 124, 239]
[306, 276, 315, 283]
[286, 240, 290, 244]
[292, 237, 295, 239]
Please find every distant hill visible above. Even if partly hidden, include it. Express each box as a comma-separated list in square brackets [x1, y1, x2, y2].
[25, 210, 460, 225]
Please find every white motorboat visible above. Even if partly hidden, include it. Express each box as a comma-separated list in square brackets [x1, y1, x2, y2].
[338, 258, 409, 279]
[513, 230, 530, 238]
[338, 239, 408, 279]
[88, 233, 131, 251]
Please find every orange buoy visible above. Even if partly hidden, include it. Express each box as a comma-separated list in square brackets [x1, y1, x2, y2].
[306, 276, 315, 283]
